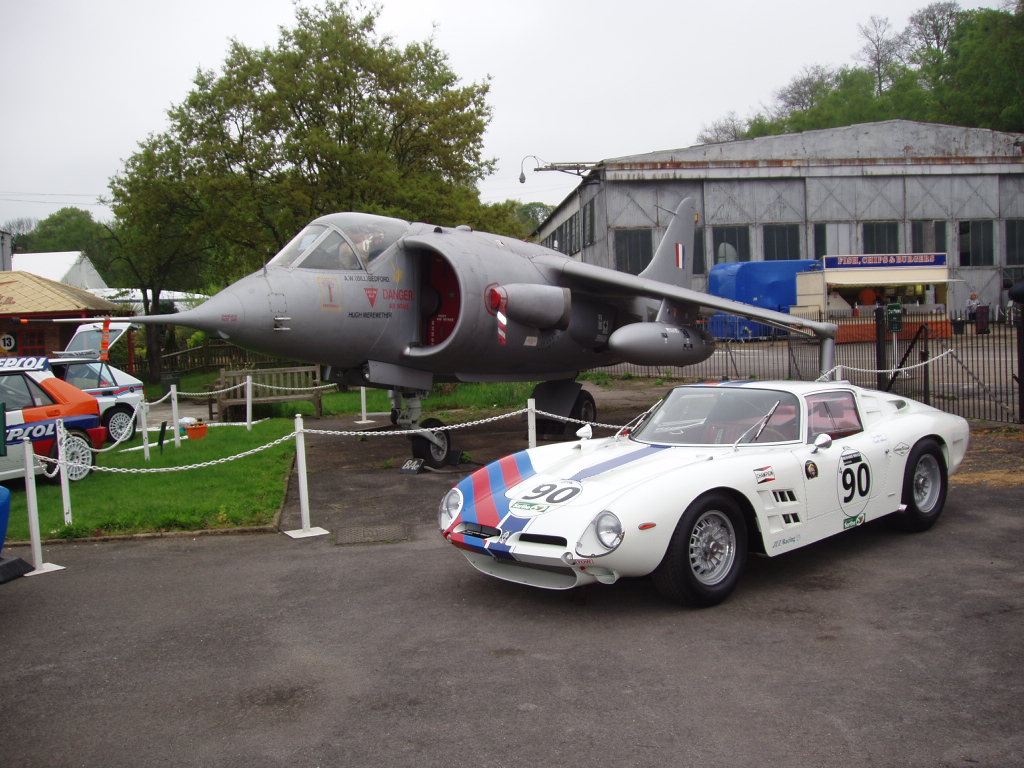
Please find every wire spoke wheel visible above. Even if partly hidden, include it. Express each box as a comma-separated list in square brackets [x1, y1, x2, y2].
[895, 438, 947, 532]
[912, 453, 942, 514]
[653, 492, 747, 607]
[688, 510, 737, 586]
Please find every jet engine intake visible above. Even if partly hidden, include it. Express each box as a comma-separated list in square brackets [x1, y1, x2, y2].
[607, 322, 715, 366]
[489, 284, 571, 330]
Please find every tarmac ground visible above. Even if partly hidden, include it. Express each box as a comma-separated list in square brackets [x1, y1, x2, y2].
[2, 383, 1022, 768]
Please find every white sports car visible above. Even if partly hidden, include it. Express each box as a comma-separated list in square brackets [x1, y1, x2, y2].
[439, 381, 970, 607]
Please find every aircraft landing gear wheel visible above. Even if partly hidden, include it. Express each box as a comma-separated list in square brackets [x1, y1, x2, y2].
[566, 390, 597, 436]
[410, 418, 458, 469]
[652, 492, 747, 608]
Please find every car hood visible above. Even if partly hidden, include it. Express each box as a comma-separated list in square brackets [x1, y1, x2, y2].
[452, 437, 726, 531]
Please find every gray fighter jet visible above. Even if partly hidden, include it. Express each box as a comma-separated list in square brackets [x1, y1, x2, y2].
[134, 197, 836, 466]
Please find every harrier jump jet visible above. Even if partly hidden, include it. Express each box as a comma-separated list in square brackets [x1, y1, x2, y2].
[133, 198, 837, 466]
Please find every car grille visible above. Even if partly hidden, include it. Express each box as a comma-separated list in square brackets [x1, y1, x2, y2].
[460, 523, 501, 539]
[518, 533, 568, 547]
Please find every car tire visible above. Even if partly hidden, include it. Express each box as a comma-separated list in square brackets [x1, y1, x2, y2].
[410, 418, 457, 468]
[45, 430, 95, 483]
[652, 492, 747, 608]
[104, 406, 136, 442]
[893, 438, 947, 532]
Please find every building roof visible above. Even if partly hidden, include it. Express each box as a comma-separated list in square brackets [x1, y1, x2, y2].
[12, 251, 109, 290]
[602, 120, 1024, 174]
[0, 271, 120, 316]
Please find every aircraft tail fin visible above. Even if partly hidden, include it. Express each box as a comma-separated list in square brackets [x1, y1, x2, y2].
[639, 197, 698, 289]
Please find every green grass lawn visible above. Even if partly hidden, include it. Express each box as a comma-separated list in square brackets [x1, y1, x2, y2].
[3, 420, 296, 542]
[2, 379, 542, 543]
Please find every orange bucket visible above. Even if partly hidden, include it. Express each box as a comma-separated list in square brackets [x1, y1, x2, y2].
[185, 424, 208, 440]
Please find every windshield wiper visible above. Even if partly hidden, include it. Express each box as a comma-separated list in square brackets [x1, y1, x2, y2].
[732, 400, 781, 451]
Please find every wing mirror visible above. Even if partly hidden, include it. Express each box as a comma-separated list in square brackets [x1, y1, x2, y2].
[811, 433, 832, 454]
[576, 424, 593, 441]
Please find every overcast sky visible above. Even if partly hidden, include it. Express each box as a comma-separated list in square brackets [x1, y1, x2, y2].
[0, 0, 999, 228]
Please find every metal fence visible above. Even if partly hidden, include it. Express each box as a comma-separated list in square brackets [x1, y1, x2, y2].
[604, 311, 1023, 424]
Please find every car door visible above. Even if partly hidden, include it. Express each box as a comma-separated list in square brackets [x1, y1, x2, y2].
[797, 390, 892, 528]
[0, 371, 53, 478]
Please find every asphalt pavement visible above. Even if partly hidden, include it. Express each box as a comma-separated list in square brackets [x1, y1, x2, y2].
[1, 396, 1022, 768]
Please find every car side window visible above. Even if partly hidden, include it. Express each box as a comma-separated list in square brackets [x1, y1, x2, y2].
[0, 374, 54, 412]
[806, 391, 863, 441]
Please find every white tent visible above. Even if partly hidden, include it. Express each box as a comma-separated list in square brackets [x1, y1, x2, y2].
[12, 251, 108, 290]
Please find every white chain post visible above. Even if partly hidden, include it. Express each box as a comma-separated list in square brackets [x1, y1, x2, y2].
[170, 383, 181, 449]
[284, 414, 328, 539]
[21, 437, 63, 575]
[245, 375, 253, 431]
[57, 420, 72, 526]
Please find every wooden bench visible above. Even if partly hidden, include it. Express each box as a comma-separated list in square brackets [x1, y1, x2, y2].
[211, 365, 326, 422]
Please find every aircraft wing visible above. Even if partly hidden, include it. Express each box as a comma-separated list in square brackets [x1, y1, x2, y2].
[556, 259, 838, 340]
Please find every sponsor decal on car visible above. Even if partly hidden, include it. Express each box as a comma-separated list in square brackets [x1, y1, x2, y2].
[1, 356, 48, 371]
[843, 513, 866, 530]
[772, 534, 801, 550]
[753, 465, 776, 484]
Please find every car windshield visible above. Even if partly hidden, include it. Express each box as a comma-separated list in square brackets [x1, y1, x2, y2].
[631, 386, 802, 446]
[268, 213, 408, 270]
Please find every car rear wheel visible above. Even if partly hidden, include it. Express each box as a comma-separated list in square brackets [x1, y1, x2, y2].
[893, 438, 947, 532]
[104, 406, 136, 442]
[46, 430, 95, 483]
[653, 492, 747, 607]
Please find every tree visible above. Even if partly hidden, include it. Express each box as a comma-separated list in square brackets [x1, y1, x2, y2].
[108, 134, 212, 380]
[153, 0, 495, 279]
[939, 7, 1024, 131]
[1, 217, 38, 252]
[13, 207, 125, 284]
[696, 112, 748, 144]
[857, 16, 909, 96]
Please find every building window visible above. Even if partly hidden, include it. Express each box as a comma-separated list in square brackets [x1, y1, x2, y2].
[763, 224, 801, 260]
[693, 226, 706, 274]
[911, 220, 947, 254]
[814, 223, 827, 259]
[582, 199, 596, 248]
[863, 222, 899, 254]
[958, 220, 994, 266]
[614, 229, 653, 275]
[1006, 220, 1024, 266]
[712, 226, 750, 265]
[19, 330, 46, 356]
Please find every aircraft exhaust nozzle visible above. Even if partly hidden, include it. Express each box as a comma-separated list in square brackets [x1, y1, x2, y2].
[608, 322, 715, 366]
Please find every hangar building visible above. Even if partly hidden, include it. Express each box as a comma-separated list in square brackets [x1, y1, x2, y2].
[534, 120, 1024, 317]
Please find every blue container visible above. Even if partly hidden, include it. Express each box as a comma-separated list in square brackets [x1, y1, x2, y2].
[0, 485, 11, 557]
[708, 260, 819, 340]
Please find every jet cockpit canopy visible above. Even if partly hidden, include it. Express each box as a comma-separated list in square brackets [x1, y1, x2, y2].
[268, 212, 409, 271]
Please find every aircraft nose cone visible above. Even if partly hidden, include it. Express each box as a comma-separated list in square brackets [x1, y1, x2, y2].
[166, 289, 246, 337]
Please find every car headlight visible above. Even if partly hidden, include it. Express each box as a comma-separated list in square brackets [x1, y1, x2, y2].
[576, 510, 624, 557]
[595, 511, 623, 549]
[438, 488, 463, 530]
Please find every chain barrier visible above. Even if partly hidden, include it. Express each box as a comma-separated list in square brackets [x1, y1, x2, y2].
[42, 391, 631, 479]
[816, 348, 956, 381]
[304, 409, 531, 438]
[252, 382, 338, 393]
[39, 431, 299, 475]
